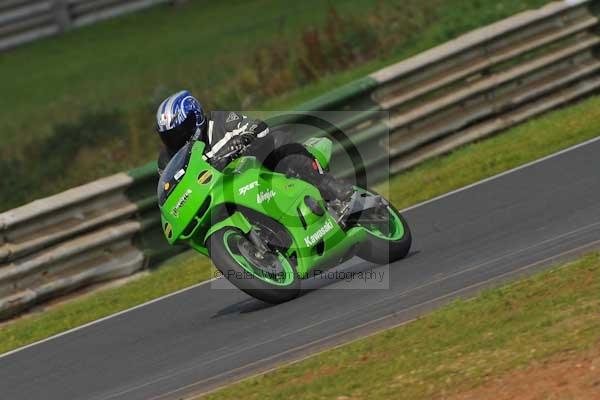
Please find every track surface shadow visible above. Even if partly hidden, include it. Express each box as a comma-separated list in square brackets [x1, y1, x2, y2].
[212, 250, 421, 319]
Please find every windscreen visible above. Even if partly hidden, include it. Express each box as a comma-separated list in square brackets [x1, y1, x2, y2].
[157, 142, 193, 206]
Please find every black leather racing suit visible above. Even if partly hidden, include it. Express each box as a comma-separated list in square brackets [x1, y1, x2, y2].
[158, 111, 349, 201]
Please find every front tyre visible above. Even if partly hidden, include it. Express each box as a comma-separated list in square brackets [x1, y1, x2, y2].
[207, 228, 301, 304]
[356, 194, 412, 265]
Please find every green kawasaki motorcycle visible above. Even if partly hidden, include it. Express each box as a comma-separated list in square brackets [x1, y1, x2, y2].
[158, 137, 411, 303]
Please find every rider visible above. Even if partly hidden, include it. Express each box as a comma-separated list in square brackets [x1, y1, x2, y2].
[156, 90, 352, 202]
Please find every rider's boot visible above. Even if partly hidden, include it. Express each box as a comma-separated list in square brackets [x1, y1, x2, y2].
[271, 145, 354, 204]
[316, 173, 353, 203]
[291, 156, 353, 203]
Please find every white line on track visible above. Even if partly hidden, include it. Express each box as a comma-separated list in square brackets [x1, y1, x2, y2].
[153, 237, 600, 400]
[1, 134, 600, 361]
[78, 218, 600, 400]
[0, 277, 220, 360]
[400, 134, 600, 212]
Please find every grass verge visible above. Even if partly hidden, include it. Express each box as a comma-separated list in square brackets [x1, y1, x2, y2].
[1, 94, 598, 355]
[201, 252, 600, 400]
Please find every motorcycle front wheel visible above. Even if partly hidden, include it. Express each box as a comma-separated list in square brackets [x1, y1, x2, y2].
[207, 228, 301, 303]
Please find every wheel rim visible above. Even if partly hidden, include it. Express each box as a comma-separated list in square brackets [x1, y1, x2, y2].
[363, 206, 405, 241]
[353, 187, 405, 241]
[222, 230, 296, 286]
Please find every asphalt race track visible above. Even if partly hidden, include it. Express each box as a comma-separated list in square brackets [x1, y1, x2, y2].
[2, 137, 600, 400]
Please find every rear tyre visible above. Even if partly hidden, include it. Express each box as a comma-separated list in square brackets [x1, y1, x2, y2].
[355, 190, 412, 265]
[207, 228, 301, 304]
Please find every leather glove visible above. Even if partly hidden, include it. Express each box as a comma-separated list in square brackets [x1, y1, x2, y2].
[240, 132, 254, 145]
[227, 136, 246, 153]
[214, 136, 245, 161]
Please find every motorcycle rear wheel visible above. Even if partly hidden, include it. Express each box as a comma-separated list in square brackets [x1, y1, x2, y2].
[354, 189, 412, 264]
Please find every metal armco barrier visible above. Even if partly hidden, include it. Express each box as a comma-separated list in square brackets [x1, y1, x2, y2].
[0, 0, 175, 52]
[0, 164, 181, 319]
[0, 0, 598, 319]
[287, 0, 600, 180]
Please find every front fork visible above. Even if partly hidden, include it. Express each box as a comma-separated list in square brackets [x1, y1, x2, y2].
[248, 228, 270, 256]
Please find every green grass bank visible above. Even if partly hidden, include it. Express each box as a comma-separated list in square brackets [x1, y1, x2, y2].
[0, 0, 549, 211]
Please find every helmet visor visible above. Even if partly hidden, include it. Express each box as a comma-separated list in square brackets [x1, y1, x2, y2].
[158, 112, 197, 152]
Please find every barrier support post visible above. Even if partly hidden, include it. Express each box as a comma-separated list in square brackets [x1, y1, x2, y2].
[54, 0, 72, 32]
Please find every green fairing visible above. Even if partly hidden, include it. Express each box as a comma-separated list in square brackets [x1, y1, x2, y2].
[205, 212, 252, 241]
[303, 137, 332, 170]
[159, 139, 409, 292]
